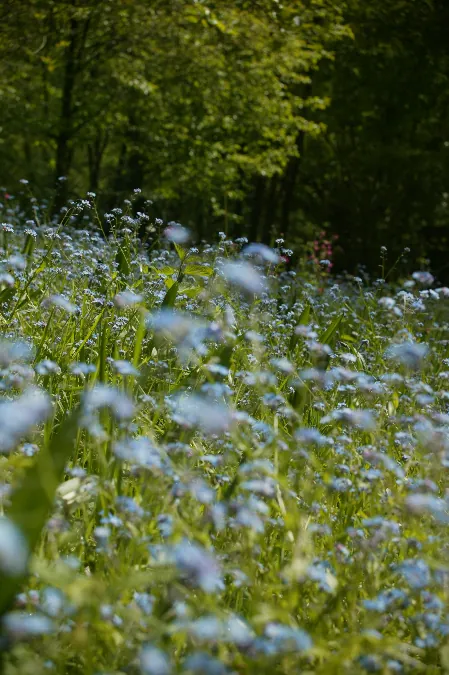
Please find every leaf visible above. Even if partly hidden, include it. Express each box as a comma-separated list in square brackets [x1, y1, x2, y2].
[71, 309, 105, 359]
[174, 243, 187, 262]
[161, 281, 179, 307]
[388, 390, 400, 416]
[16, 287, 42, 311]
[184, 264, 214, 277]
[133, 309, 147, 367]
[217, 344, 234, 370]
[182, 255, 202, 264]
[289, 303, 311, 351]
[354, 349, 366, 370]
[319, 315, 343, 346]
[0, 287, 15, 306]
[0, 410, 79, 617]
[152, 266, 177, 277]
[164, 277, 176, 289]
[97, 316, 109, 383]
[34, 261, 47, 275]
[298, 303, 311, 326]
[116, 245, 130, 277]
[22, 233, 36, 257]
[34, 307, 55, 363]
[181, 286, 203, 298]
[441, 645, 449, 671]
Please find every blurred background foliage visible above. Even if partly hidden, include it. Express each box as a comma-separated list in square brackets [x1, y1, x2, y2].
[1, 0, 449, 277]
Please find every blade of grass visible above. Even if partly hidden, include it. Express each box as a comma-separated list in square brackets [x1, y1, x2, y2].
[133, 309, 147, 367]
[289, 303, 311, 352]
[161, 281, 179, 308]
[319, 314, 343, 346]
[0, 409, 79, 618]
[70, 308, 105, 360]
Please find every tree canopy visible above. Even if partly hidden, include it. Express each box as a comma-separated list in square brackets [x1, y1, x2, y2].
[1, 0, 448, 276]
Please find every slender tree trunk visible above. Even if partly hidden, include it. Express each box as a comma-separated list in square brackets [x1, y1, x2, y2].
[53, 18, 80, 214]
[280, 131, 305, 238]
[196, 200, 204, 241]
[249, 175, 266, 241]
[87, 130, 109, 194]
[261, 174, 279, 243]
[23, 140, 34, 184]
[127, 152, 145, 193]
[233, 197, 243, 239]
[113, 142, 127, 194]
[117, 110, 145, 195]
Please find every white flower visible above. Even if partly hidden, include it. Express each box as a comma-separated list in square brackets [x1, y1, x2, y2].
[378, 297, 396, 309]
[110, 360, 140, 377]
[113, 290, 143, 308]
[0, 272, 15, 287]
[0, 518, 28, 576]
[148, 310, 219, 364]
[35, 359, 61, 376]
[387, 341, 429, 369]
[321, 407, 376, 431]
[41, 294, 78, 314]
[174, 540, 223, 593]
[412, 271, 434, 287]
[163, 223, 190, 244]
[405, 495, 449, 523]
[0, 388, 52, 452]
[113, 437, 162, 470]
[3, 612, 54, 638]
[7, 254, 26, 271]
[270, 357, 294, 373]
[83, 385, 135, 420]
[170, 394, 233, 435]
[221, 261, 266, 296]
[0, 340, 32, 368]
[264, 622, 313, 653]
[140, 646, 171, 675]
[148, 310, 202, 343]
[242, 243, 281, 264]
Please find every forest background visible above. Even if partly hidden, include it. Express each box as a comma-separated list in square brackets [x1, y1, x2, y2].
[1, 0, 448, 278]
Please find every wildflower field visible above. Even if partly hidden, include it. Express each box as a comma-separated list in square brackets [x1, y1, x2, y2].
[1, 198, 449, 675]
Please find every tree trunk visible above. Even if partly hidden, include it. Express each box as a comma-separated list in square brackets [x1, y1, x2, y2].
[23, 139, 34, 185]
[280, 131, 305, 238]
[115, 109, 146, 195]
[53, 18, 80, 214]
[249, 175, 266, 241]
[87, 130, 109, 194]
[261, 175, 279, 243]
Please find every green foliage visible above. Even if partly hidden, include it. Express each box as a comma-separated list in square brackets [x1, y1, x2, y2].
[161, 281, 179, 308]
[292, 0, 449, 273]
[319, 314, 343, 346]
[0, 410, 79, 617]
[2, 0, 449, 272]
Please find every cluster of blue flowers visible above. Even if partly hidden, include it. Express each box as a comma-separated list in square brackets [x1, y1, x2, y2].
[0, 194, 448, 673]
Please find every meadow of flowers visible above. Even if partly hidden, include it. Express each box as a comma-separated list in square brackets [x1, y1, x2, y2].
[1, 194, 449, 674]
